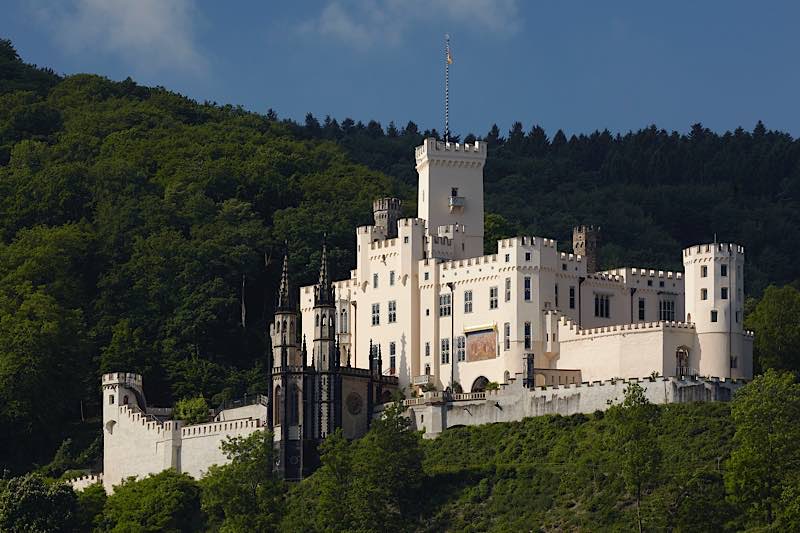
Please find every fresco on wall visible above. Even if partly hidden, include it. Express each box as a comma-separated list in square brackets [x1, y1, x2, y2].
[466, 329, 497, 362]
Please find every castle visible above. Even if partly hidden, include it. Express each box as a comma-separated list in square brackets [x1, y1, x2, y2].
[71, 137, 752, 492]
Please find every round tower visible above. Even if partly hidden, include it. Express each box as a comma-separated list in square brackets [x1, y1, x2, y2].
[683, 243, 746, 378]
[373, 197, 402, 239]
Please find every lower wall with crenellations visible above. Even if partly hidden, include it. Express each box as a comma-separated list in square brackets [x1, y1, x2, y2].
[404, 375, 745, 438]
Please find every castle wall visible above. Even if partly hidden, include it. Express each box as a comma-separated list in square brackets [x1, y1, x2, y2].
[179, 420, 263, 479]
[406, 376, 744, 438]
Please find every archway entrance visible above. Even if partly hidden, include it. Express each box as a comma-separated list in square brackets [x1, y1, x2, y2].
[471, 376, 489, 392]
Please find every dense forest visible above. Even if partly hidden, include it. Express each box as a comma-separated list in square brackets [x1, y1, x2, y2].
[1, 35, 800, 494]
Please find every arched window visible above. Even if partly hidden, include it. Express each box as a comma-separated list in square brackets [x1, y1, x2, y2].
[341, 309, 348, 333]
[274, 386, 282, 425]
[424, 363, 431, 375]
[676, 346, 691, 377]
[471, 376, 490, 393]
[289, 384, 300, 425]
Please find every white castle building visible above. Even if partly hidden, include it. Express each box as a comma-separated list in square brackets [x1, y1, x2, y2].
[300, 138, 753, 394]
[73, 137, 753, 492]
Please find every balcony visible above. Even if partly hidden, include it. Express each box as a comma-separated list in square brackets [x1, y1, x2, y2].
[412, 374, 434, 386]
[448, 195, 465, 212]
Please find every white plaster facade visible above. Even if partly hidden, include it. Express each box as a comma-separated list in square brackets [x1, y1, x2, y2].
[301, 138, 754, 394]
[93, 372, 266, 493]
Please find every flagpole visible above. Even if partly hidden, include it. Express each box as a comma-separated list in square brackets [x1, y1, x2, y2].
[445, 33, 450, 143]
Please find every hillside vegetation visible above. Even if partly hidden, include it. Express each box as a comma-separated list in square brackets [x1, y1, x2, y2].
[1, 38, 800, 479]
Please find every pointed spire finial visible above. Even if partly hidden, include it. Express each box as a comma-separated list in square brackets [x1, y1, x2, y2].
[314, 235, 334, 306]
[276, 246, 291, 311]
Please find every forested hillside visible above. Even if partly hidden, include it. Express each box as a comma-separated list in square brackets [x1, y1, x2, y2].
[1, 38, 800, 475]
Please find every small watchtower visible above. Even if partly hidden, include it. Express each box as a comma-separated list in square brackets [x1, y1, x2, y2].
[373, 197, 402, 239]
[573, 225, 600, 273]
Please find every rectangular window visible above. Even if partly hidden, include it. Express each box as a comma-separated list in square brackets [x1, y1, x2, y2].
[524, 276, 532, 301]
[373, 273, 378, 288]
[638, 298, 646, 321]
[736, 310, 741, 323]
[731, 356, 738, 369]
[647, 279, 653, 286]
[505, 253, 510, 263]
[403, 236, 409, 244]
[441, 338, 450, 364]
[594, 294, 610, 318]
[456, 336, 466, 362]
[371, 303, 380, 325]
[555, 283, 559, 307]
[701, 288, 708, 300]
[504, 322, 511, 350]
[505, 277, 511, 302]
[721, 287, 728, 300]
[711, 310, 718, 322]
[389, 271, 395, 286]
[659, 300, 675, 321]
[490, 287, 498, 309]
[389, 342, 396, 375]
[388, 300, 397, 323]
[524, 322, 531, 349]
[525, 251, 531, 261]
[701, 265, 708, 278]
[439, 293, 452, 317]
[721, 264, 728, 277]
[425, 342, 430, 357]
[464, 290, 473, 313]
[424, 272, 429, 281]
[569, 286, 576, 309]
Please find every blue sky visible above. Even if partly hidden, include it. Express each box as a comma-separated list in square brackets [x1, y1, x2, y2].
[3, 1, 800, 137]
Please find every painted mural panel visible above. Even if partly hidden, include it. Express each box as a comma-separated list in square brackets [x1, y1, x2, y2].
[466, 329, 497, 362]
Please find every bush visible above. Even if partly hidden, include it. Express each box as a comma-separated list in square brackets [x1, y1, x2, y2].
[174, 396, 210, 425]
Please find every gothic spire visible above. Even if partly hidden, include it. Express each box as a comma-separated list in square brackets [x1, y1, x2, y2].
[314, 235, 334, 306]
[276, 250, 292, 311]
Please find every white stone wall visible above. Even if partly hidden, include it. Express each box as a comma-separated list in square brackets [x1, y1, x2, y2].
[179, 420, 264, 479]
[406, 376, 744, 438]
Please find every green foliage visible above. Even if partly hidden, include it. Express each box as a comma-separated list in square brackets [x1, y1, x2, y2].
[745, 284, 800, 372]
[200, 430, 284, 532]
[0, 473, 78, 533]
[173, 396, 210, 425]
[101, 469, 204, 532]
[282, 402, 424, 532]
[76, 482, 106, 532]
[725, 369, 800, 528]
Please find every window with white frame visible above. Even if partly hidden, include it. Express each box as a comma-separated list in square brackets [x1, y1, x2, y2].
[464, 290, 473, 313]
[490, 286, 498, 309]
[504, 322, 511, 350]
[439, 293, 452, 317]
[701, 265, 708, 278]
[525, 251, 531, 261]
[340, 309, 348, 333]
[389, 342, 396, 374]
[425, 341, 430, 357]
[389, 270, 395, 286]
[505, 277, 511, 302]
[594, 293, 610, 318]
[659, 299, 675, 321]
[701, 288, 708, 300]
[388, 300, 397, 323]
[373, 273, 378, 288]
[441, 338, 450, 364]
[456, 336, 466, 361]
[371, 303, 380, 325]
[524, 322, 531, 349]
[524, 276, 531, 301]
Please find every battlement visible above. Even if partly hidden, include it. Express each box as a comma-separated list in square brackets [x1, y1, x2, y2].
[584, 272, 625, 283]
[600, 267, 683, 282]
[440, 253, 498, 272]
[181, 418, 261, 438]
[683, 242, 745, 258]
[559, 252, 583, 262]
[553, 310, 695, 339]
[573, 224, 599, 233]
[414, 138, 486, 160]
[373, 197, 401, 212]
[369, 237, 399, 251]
[67, 473, 103, 492]
[496, 235, 557, 250]
[102, 372, 142, 386]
